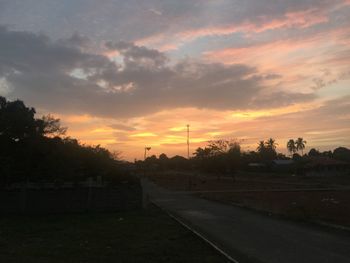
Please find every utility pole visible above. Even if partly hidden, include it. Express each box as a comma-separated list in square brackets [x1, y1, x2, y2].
[187, 124, 190, 159]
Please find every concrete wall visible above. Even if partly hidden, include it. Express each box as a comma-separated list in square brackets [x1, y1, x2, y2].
[0, 184, 142, 214]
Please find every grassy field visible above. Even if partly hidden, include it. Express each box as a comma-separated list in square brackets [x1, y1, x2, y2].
[148, 170, 350, 191]
[148, 171, 350, 227]
[198, 190, 350, 227]
[0, 206, 227, 263]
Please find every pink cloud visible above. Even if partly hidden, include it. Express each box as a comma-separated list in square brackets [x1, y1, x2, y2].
[136, 8, 329, 50]
[204, 26, 350, 65]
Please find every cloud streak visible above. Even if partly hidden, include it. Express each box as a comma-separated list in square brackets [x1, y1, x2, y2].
[0, 1, 349, 159]
[0, 27, 315, 119]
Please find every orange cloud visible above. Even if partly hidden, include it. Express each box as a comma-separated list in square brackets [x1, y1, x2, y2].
[56, 95, 349, 161]
[55, 96, 339, 160]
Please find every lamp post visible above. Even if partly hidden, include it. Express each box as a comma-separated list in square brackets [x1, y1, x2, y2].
[144, 147, 151, 160]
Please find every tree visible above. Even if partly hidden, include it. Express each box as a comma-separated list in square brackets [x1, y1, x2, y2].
[158, 153, 169, 170]
[295, 137, 306, 155]
[0, 97, 37, 141]
[159, 153, 168, 162]
[266, 138, 278, 151]
[287, 139, 297, 156]
[333, 147, 350, 162]
[207, 140, 232, 156]
[257, 139, 276, 162]
[192, 139, 241, 176]
[0, 96, 66, 141]
[37, 114, 67, 137]
[193, 147, 212, 159]
[256, 141, 266, 153]
[0, 96, 124, 186]
[308, 148, 320, 157]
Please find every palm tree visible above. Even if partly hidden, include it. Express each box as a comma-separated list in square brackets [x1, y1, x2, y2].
[256, 140, 266, 153]
[296, 137, 307, 155]
[265, 138, 278, 150]
[287, 139, 297, 156]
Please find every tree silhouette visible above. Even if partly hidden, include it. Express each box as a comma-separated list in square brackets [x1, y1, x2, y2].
[192, 140, 241, 176]
[256, 139, 277, 162]
[333, 147, 350, 162]
[0, 97, 37, 141]
[287, 139, 295, 155]
[266, 138, 278, 151]
[37, 114, 67, 137]
[308, 148, 320, 157]
[256, 141, 266, 153]
[295, 137, 306, 155]
[0, 96, 125, 186]
[287, 139, 297, 156]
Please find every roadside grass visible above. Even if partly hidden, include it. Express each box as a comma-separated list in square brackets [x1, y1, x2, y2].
[0, 206, 227, 263]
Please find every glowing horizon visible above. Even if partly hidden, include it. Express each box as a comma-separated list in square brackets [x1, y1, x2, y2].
[0, 0, 349, 161]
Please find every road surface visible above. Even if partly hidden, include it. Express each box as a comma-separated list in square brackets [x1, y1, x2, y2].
[141, 179, 350, 263]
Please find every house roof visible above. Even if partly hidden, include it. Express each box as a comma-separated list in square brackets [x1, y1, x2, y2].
[248, 162, 266, 167]
[273, 160, 294, 165]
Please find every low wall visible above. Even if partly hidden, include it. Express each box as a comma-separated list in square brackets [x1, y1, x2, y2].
[0, 184, 142, 214]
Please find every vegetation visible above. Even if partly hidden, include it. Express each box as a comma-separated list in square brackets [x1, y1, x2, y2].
[1, 96, 349, 184]
[0, 96, 126, 186]
[286, 139, 297, 156]
[287, 137, 307, 156]
[138, 137, 349, 177]
[295, 137, 307, 155]
[0, 206, 226, 263]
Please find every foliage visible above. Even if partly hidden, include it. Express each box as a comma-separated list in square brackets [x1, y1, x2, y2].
[0, 96, 125, 186]
[192, 139, 241, 174]
[333, 147, 350, 162]
[287, 138, 307, 156]
[287, 139, 297, 155]
[295, 137, 306, 155]
[137, 134, 349, 177]
[256, 138, 278, 161]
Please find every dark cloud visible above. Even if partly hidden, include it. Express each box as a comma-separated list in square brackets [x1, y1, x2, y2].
[105, 41, 169, 68]
[0, 0, 346, 43]
[57, 32, 90, 49]
[0, 26, 315, 118]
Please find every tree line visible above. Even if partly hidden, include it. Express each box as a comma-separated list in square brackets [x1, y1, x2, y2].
[139, 138, 350, 175]
[0, 96, 127, 187]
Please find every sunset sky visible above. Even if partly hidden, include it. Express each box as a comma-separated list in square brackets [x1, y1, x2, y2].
[0, 0, 349, 160]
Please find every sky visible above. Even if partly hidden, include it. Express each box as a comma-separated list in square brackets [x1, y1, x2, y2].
[0, 0, 349, 160]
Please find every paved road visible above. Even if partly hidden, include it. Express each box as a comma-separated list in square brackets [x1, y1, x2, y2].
[142, 179, 350, 263]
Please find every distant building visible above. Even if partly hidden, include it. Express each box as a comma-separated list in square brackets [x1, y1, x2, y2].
[272, 160, 294, 166]
[272, 159, 294, 172]
[248, 162, 266, 167]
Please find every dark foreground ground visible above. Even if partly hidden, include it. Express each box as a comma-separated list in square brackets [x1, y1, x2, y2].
[0, 206, 227, 263]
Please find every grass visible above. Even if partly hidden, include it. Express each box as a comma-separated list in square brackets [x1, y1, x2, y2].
[148, 171, 350, 227]
[198, 190, 350, 227]
[0, 206, 227, 263]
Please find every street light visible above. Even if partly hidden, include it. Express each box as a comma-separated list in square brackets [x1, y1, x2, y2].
[144, 147, 151, 160]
